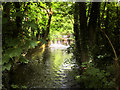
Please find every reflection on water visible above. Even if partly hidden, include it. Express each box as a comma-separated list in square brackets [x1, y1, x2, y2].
[10, 42, 80, 88]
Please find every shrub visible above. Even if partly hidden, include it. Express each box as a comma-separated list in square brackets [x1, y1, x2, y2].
[76, 62, 115, 88]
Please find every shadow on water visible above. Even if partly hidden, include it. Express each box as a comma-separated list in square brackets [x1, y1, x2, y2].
[10, 42, 80, 88]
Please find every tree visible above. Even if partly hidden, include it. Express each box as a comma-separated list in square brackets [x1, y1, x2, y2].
[73, 2, 81, 63]
[73, 2, 101, 63]
[78, 2, 89, 62]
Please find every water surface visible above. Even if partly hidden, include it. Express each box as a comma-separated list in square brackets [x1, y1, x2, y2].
[10, 43, 80, 88]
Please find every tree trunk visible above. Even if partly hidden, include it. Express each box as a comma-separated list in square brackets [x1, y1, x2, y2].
[43, 7, 53, 40]
[114, 5, 120, 55]
[2, 2, 11, 46]
[14, 2, 22, 38]
[73, 2, 81, 64]
[87, 2, 101, 61]
[88, 2, 101, 48]
[78, 2, 89, 62]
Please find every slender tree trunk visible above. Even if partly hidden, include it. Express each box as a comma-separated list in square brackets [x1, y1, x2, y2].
[78, 2, 89, 62]
[2, 2, 11, 46]
[44, 7, 53, 40]
[74, 3, 80, 48]
[14, 2, 22, 38]
[73, 2, 81, 64]
[3, 3, 10, 22]
[24, 2, 29, 22]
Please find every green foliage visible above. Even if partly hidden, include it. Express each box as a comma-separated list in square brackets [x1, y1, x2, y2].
[11, 84, 27, 89]
[2, 39, 38, 71]
[38, 38, 47, 44]
[2, 63, 12, 71]
[2, 2, 50, 72]
[25, 40, 38, 49]
[76, 62, 115, 88]
[4, 38, 21, 47]
[24, 21, 37, 29]
[2, 54, 10, 64]
[6, 48, 22, 58]
[11, 84, 19, 88]
[19, 56, 29, 64]
[50, 2, 73, 40]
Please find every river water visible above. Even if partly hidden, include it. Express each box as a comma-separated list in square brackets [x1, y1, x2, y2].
[10, 42, 80, 89]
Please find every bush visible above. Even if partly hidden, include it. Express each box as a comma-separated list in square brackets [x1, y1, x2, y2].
[76, 62, 115, 88]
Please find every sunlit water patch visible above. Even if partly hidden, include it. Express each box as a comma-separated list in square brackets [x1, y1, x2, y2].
[49, 41, 70, 49]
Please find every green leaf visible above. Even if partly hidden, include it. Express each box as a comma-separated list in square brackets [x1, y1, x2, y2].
[21, 85, 27, 88]
[38, 38, 47, 44]
[2, 54, 10, 64]
[2, 63, 11, 71]
[25, 40, 38, 49]
[24, 21, 37, 29]
[11, 84, 19, 88]
[5, 38, 21, 47]
[75, 75, 80, 80]
[6, 48, 22, 58]
[81, 64, 86, 67]
[15, 11, 24, 17]
[82, 62, 88, 65]
[19, 56, 29, 64]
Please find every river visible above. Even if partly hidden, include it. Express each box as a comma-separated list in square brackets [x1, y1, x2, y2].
[10, 42, 80, 89]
